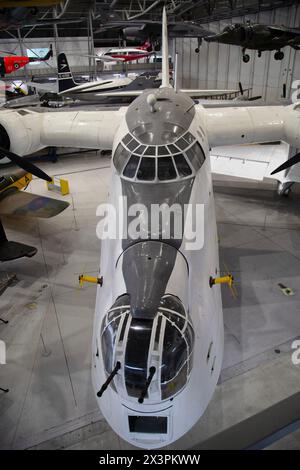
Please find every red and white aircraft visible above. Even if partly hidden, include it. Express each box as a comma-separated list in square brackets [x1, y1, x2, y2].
[95, 41, 153, 63]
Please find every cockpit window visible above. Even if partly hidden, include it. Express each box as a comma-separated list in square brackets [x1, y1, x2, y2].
[113, 143, 130, 173]
[137, 157, 156, 181]
[159, 296, 194, 399]
[185, 142, 206, 171]
[158, 157, 177, 181]
[168, 144, 179, 154]
[126, 138, 140, 152]
[176, 137, 189, 151]
[135, 145, 147, 155]
[114, 131, 205, 182]
[157, 145, 169, 156]
[161, 320, 188, 399]
[184, 132, 195, 145]
[160, 294, 186, 317]
[100, 294, 194, 402]
[101, 294, 130, 375]
[173, 154, 192, 177]
[123, 155, 140, 178]
[145, 146, 156, 156]
[122, 134, 132, 146]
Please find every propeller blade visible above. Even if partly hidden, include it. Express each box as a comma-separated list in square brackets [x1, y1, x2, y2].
[282, 83, 287, 99]
[271, 152, 300, 175]
[249, 95, 262, 101]
[0, 148, 52, 182]
[239, 82, 244, 96]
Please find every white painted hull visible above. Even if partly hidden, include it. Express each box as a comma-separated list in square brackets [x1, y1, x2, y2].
[92, 139, 224, 448]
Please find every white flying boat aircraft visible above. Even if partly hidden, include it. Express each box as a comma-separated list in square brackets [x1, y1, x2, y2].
[0, 8, 300, 449]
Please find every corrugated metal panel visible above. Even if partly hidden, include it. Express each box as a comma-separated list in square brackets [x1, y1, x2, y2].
[175, 4, 300, 101]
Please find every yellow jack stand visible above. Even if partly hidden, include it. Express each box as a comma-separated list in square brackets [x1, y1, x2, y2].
[47, 177, 70, 196]
[79, 275, 103, 287]
[209, 275, 234, 289]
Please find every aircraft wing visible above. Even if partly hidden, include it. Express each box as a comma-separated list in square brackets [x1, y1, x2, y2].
[267, 25, 300, 36]
[180, 89, 239, 98]
[201, 103, 300, 150]
[4, 94, 42, 109]
[0, 107, 125, 155]
[95, 20, 212, 38]
[210, 142, 292, 182]
[96, 55, 125, 63]
[0, 187, 69, 218]
[84, 89, 240, 100]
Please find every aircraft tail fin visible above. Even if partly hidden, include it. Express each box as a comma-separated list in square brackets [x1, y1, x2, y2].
[141, 40, 152, 52]
[161, 7, 171, 88]
[57, 52, 78, 93]
[42, 44, 53, 61]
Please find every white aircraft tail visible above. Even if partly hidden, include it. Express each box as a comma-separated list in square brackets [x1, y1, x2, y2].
[57, 53, 78, 93]
[161, 7, 171, 88]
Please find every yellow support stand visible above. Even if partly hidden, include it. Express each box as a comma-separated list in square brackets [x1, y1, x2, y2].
[209, 275, 234, 288]
[79, 275, 103, 288]
[47, 177, 70, 196]
[6, 173, 32, 191]
[210, 274, 238, 299]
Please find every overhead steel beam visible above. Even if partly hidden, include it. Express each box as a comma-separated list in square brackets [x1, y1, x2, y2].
[17, 29, 29, 82]
[125, 0, 163, 20]
[186, 0, 300, 23]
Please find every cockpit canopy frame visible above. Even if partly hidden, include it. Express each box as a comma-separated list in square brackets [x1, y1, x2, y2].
[113, 130, 206, 183]
[100, 294, 195, 403]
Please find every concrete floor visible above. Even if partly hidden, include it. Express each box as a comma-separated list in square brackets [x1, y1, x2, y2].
[0, 153, 300, 450]
[265, 429, 300, 450]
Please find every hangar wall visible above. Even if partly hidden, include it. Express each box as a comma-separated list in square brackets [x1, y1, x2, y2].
[175, 4, 300, 102]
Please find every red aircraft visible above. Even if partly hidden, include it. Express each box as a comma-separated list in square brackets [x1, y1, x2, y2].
[0, 45, 52, 77]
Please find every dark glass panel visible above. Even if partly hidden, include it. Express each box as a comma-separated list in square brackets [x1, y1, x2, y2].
[158, 157, 177, 181]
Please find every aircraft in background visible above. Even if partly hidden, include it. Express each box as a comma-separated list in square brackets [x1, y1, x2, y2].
[95, 41, 154, 64]
[1, 7, 300, 448]
[0, 45, 52, 77]
[26, 51, 243, 105]
[96, 20, 212, 54]
[205, 23, 300, 63]
[28, 51, 162, 103]
[0, 147, 69, 262]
